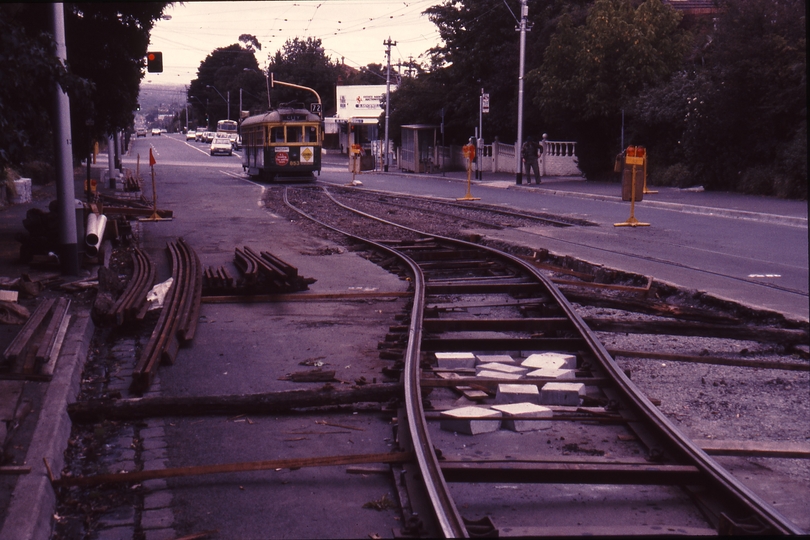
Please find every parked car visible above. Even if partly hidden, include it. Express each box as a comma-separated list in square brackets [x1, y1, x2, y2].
[186, 130, 197, 141]
[136, 128, 147, 138]
[210, 135, 233, 156]
[151, 128, 161, 136]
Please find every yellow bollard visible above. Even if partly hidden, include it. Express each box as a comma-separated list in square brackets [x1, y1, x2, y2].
[615, 146, 649, 227]
[457, 140, 480, 201]
[641, 150, 657, 195]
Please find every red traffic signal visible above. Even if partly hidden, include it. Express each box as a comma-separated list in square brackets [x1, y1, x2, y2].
[147, 52, 163, 73]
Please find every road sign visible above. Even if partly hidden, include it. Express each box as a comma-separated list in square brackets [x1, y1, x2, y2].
[482, 93, 490, 114]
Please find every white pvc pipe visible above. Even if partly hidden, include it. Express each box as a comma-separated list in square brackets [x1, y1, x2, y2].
[85, 213, 108, 256]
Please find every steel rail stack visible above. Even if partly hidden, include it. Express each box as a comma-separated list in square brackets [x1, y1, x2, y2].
[131, 238, 202, 394]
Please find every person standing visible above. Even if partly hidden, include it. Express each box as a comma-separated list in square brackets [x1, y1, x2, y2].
[522, 136, 541, 184]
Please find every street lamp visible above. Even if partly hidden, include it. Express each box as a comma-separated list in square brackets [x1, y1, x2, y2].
[243, 68, 271, 110]
[206, 84, 230, 120]
[189, 95, 208, 130]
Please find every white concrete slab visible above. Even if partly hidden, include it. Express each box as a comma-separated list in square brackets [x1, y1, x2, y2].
[440, 406, 502, 435]
[521, 352, 577, 369]
[495, 383, 540, 404]
[539, 382, 585, 406]
[491, 402, 553, 431]
[525, 367, 577, 379]
[476, 370, 523, 380]
[475, 363, 528, 375]
[435, 352, 477, 369]
[475, 354, 517, 365]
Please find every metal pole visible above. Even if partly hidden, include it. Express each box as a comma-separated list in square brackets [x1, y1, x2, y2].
[51, 3, 79, 275]
[515, 0, 528, 184]
[478, 88, 484, 180]
[107, 135, 115, 185]
[227, 91, 230, 120]
[384, 37, 396, 173]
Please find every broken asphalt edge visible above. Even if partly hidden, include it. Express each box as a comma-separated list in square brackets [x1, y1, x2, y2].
[0, 310, 94, 540]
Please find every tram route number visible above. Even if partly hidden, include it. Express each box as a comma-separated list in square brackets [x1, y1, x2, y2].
[310, 103, 322, 114]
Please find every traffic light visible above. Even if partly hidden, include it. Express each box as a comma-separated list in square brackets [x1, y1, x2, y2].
[147, 52, 163, 73]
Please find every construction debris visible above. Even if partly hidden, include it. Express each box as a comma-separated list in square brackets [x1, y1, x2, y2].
[2, 296, 70, 379]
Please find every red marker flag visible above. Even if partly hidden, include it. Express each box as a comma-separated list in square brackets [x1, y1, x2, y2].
[149, 147, 156, 166]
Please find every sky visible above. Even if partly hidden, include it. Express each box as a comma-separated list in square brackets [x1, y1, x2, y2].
[142, 0, 443, 91]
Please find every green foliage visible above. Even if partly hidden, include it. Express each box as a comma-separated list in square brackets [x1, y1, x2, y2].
[0, 3, 169, 170]
[65, 3, 169, 156]
[629, 0, 806, 198]
[0, 5, 67, 173]
[528, 0, 689, 176]
[188, 43, 263, 127]
[266, 37, 342, 114]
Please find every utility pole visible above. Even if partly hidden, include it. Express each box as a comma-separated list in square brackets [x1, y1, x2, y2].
[384, 37, 396, 172]
[50, 3, 79, 275]
[515, 0, 530, 184]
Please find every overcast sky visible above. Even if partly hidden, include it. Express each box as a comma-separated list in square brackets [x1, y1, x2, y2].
[142, 0, 442, 88]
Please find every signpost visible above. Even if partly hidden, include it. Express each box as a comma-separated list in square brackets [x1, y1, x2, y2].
[615, 146, 649, 227]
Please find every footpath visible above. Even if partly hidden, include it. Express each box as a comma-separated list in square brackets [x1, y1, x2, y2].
[0, 158, 807, 540]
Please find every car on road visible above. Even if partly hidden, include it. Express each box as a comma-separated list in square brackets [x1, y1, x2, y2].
[151, 128, 161, 136]
[186, 130, 196, 141]
[136, 128, 147, 138]
[204, 131, 215, 143]
[195, 130, 206, 142]
[228, 133, 240, 150]
[210, 135, 233, 156]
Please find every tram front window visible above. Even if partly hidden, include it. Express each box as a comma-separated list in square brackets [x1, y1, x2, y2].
[286, 126, 302, 143]
[305, 126, 318, 143]
[271, 127, 284, 143]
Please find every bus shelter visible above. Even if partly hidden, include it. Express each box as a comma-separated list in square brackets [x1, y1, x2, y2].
[400, 125, 438, 173]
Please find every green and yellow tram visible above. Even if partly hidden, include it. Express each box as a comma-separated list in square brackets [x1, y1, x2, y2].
[241, 102, 322, 182]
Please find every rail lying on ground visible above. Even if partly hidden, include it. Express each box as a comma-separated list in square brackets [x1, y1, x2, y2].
[284, 186, 803, 538]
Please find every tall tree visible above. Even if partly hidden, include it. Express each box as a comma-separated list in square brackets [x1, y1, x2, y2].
[266, 37, 342, 115]
[629, 0, 806, 197]
[0, 3, 168, 172]
[188, 43, 263, 128]
[528, 0, 690, 175]
[0, 5, 69, 175]
[65, 3, 169, 155]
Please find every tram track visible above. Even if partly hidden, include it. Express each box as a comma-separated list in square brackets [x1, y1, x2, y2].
[45, 182, 806, 539]
[282, 185, 804, 537]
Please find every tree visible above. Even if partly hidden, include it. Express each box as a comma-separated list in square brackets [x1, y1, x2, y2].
[0, 3, 166, 174]
[413, 0, 593, 145]
[266, 37, 342, 115]
[65, 3, 169, 157]
[188, 43, 264, 128]
[629, 0, 806, 197]
[0, 5, 69, 175]
[528, 0, 690, 176]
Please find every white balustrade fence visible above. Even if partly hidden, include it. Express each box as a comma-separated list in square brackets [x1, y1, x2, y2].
[399, 136, 582, 177]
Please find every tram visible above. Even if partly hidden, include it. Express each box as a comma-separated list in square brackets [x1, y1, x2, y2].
[241, 102, 322, 182]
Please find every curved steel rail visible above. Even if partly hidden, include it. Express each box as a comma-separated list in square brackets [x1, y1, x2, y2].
[282, 187, 467, 537]
[284, 186, 802, 537]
